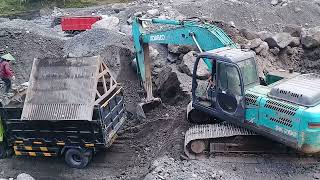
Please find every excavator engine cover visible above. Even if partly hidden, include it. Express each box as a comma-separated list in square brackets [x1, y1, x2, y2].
[269, 73, 320, 107]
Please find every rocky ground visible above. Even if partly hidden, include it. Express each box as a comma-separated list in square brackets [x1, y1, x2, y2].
[1, 0, 320, 179]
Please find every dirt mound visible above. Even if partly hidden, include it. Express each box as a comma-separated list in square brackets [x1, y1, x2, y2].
[144, 155, 235, 180]
[63, 28, 134, 77]
[113, 99, 189, 179]
[0, 19, 65, 39]
[175, 0, 320, 32]
[0, 27, 65, 84]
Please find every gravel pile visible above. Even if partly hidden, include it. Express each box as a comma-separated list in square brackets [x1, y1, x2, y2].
[63, 28, 134, 77]
[0, 19, 65, 40]
[144, 156, 237, 180]
[174, 0, 320, 32]
[63, 28, 133, 55]
[0, 24, 65, 84]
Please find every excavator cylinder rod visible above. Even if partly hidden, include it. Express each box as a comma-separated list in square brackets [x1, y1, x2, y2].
[139, 18, 182, 25]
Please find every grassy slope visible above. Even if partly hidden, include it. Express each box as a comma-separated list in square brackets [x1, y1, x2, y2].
[0, 0, 129, 16]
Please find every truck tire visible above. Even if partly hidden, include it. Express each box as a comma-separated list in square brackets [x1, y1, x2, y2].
[64, 149, 90, 169]
[0, 143, 6, 159]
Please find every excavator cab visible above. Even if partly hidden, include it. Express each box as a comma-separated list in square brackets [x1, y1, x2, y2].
[189, 48, 258, 124]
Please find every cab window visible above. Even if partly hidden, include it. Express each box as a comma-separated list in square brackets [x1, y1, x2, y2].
[218, 63, 241, 96]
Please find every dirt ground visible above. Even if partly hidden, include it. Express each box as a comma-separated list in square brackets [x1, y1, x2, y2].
[0, 50, 318, 180]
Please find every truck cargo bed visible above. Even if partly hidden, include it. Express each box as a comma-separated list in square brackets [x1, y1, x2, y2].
[0, 87, 125, 156]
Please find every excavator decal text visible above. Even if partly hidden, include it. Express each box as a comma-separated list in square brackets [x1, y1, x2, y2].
[275, 125, 298, 138]
[150, 35, 166, 41]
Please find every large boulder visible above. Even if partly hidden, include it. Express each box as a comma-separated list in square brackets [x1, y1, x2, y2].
[147, 9, 160, 16]
[289, 37, 301, 47]
[149, 46, 159, 60]
[167, 53, 179, 63]
[270, 47, 280, 56]
[249, 38, 263, 49]
[265, 32, 293, 49]
[154, 66, 182, 103]
[271, 0, 279, 5]
[301, 32, 320, 49]
[248, 38, 269, 57]
[301, 27, 320, 49]
[240, 29, 259, 40]
[283, 24, 303, 37]
[120, 24, 132, 37]
[92, 16, 120, 31]
[111, 3, 127, 13]
[168, 44, 196, 54]
[179, 51, 210, 79]
[258, 31, 273, 41]
[255, 42, 269, 57]
[17, 173, 35, 180]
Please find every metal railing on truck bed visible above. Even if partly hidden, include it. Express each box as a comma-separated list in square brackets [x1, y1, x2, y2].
[0, 86, 125, 150]
[0, 56, 127, 168]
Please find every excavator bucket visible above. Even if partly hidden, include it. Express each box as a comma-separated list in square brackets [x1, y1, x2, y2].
[133, 38, 163, 119]
[136, 97, 162, 119]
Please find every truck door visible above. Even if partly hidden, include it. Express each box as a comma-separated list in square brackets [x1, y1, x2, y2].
[215, 61, 245, 122]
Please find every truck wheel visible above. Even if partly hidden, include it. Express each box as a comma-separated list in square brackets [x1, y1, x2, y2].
[0, 143, 6, 159]
[64, 149, 90, 169]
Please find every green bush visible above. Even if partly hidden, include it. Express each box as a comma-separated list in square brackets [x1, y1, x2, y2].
[0, 0, 27, 15]
[0, 0, 129, 16]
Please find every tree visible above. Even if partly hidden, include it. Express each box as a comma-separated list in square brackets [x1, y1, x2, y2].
[19, 0, 68, 5]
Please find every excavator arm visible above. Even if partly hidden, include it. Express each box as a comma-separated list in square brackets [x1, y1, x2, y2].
[132, 17, 237, 117]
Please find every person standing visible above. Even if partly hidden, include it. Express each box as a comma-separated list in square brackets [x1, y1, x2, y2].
[0, 53, 15, 94]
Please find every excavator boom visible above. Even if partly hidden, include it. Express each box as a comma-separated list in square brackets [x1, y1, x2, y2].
[132, 17, 237, 117]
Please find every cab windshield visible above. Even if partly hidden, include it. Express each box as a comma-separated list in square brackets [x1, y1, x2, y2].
[237, 58, 258, 86]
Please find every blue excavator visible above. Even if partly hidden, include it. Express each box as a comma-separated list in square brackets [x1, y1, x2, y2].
[132, 17, 320, 158]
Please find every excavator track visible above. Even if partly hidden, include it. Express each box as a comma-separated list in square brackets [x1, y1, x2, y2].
[184, 123, 296, 159]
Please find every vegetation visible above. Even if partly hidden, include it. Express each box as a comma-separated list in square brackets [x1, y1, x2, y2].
[0, 0, 129, 16]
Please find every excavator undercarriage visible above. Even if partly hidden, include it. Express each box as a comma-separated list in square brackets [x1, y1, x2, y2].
[184, 123, 300, 159]
[185, 105, 297, 159]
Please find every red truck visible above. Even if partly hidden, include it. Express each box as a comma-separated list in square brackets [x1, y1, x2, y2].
[52, 16, 102, 34]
